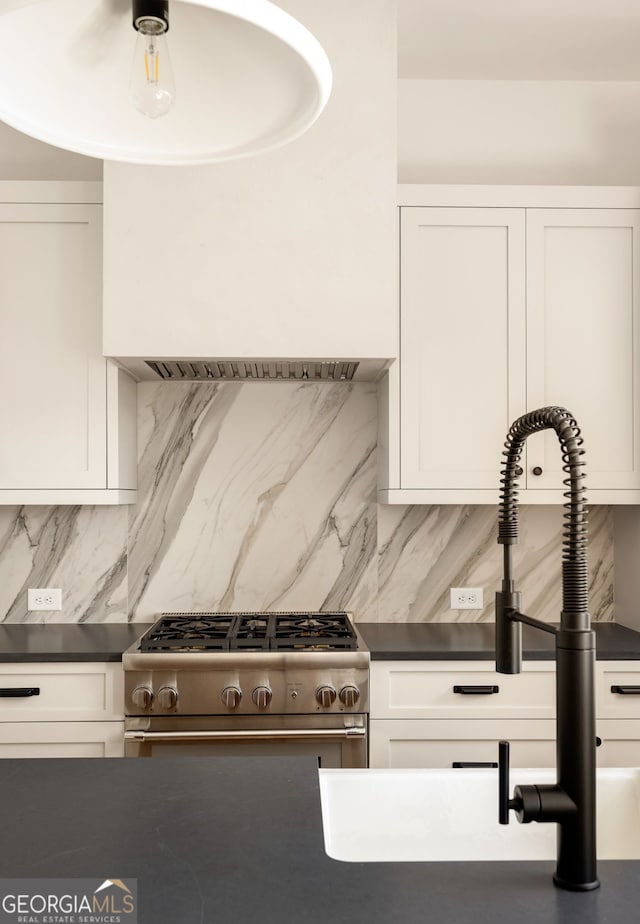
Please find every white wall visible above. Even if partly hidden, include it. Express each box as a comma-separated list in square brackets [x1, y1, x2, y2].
[399, 79, 640, 185]
[0, 121, 101, 180]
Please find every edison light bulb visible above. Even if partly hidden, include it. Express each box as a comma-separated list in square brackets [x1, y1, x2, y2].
[131, 15, 175, 119]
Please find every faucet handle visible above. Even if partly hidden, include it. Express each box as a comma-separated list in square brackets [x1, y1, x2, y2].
[498, 740, 524, 824]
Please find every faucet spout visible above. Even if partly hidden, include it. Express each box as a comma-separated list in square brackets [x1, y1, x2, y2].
[495, 406, 599, 892]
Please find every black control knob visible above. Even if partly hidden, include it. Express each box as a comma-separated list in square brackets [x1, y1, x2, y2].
[339, 684, 360, 708]
[316, 685, 337, 708]
[131, 686, 153, 710]
[252, 686, 272, 710]
[157, 686, 178, 710]
[222, 686, 242, 710]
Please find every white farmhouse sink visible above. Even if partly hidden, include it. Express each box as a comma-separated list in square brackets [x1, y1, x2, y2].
[319, 768, 640, 862]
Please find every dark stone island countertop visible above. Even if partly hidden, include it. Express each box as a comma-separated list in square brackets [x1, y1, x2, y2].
[357, 621, 640, 661]
[0, 755, 638, 924]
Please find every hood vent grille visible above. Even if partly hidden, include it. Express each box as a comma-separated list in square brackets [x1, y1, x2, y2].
[145, 360, 360, 382]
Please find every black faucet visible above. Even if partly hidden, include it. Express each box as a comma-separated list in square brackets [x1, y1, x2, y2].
[495, 406, 599, 892]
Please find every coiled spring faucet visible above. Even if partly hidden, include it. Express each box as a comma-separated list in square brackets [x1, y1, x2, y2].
[495, 406, 599, 891]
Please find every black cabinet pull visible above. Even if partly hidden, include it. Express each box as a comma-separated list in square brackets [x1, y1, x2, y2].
[452, 761, 499, 769]
[453, 685, 499, 695]
[0, 687, 40, 698]
[610, 685, 640, 695]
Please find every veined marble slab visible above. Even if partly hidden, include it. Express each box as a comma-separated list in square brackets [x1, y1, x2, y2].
[377, 503, 613, 623]
[0, 382, 614, 624]
[128, 382, 379, 621]
[0, 505, 128, 623]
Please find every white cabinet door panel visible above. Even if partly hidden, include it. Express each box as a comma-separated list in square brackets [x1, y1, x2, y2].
[0, 662, 124, 721]
[596, 663, 640, 718]
[0, 203, 105, 489]
[371, 660, 556, 719]
[399, 207, 526, 490]
[0, 721, 124, 757]
[595, 720, 640, 767]
[526, 209, 640, 491]
[369, 718, 555, 769]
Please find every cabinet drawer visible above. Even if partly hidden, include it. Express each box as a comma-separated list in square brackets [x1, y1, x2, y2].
[597, 663, 640, 718]
[371, 661, 556, 719]
[369, 718, 556, 769]
[595, 719, 640, 766]
[0, 721, 124, 757]
[0, 662, 123, 721]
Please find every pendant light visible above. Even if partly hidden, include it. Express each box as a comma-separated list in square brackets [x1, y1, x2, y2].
[0, 0, 332, 165]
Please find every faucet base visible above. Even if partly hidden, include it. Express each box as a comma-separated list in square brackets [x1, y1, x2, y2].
[553, 874, 600, 892]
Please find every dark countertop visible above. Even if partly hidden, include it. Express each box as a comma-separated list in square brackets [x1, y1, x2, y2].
[0, 755, 638, 924]
[358, 621, 640, 661]
[2, 621, 640, 664]
[0, 622, 149, 662]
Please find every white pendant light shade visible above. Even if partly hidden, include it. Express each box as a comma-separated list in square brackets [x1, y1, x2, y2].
[0, 0, 332, 165]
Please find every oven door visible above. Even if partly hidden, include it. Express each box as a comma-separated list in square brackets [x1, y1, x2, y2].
[124, 714, 368, 768]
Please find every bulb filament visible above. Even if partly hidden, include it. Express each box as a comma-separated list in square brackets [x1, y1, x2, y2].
[144, 39, 160, 84]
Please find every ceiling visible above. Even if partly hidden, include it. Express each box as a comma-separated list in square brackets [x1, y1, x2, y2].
[398, 0, 640, 81]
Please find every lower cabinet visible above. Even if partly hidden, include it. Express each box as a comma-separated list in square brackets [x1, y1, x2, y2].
[595, 721, 640, 767]
[0, 722, 124, 757]
[0, 661, 124, 758]
[370, 660, 640, 769]
[370, 718, 556, 769]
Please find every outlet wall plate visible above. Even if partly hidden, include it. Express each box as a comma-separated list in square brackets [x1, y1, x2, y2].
[450, 587, 484, 610]
[28, 588, 62, 611]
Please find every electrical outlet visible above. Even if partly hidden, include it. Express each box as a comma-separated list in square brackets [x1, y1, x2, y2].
[450, 587, 484, 610]
[28, 588, 62, 611]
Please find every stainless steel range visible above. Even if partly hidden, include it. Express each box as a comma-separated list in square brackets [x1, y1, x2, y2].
[123, 612, 369, 767]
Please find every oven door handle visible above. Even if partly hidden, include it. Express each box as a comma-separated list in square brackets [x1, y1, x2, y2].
[124, 726, 367, 743]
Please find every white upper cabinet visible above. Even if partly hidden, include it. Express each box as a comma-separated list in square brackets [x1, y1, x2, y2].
[381, 186, 640, 504]
[398, 207, 526, 491]
[0, 182, 137, 505]
[525, 208, 640, 493]
[102, 0, 397, 384]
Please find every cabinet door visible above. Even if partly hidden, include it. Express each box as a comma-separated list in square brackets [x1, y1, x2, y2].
[595, 720, 640, 767]
[0, 203, 106, 489]
[369, 718, 556, 769]
[596, 662, 640, 719]
[371, 660, 556, 720]
[0, 662, 124, 722]
[400, 207, 526, 490]
[0, 721, 124, 757]
[526, 209, 640, 492]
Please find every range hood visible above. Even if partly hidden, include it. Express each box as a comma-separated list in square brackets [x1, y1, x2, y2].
[102, 0, 397, 386]
[112, 358, 390, 383]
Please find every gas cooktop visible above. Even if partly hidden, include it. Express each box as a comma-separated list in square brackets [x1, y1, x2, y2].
[137, 611, 360, 653]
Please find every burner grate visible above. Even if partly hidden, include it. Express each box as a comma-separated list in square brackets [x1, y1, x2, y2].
[270, 614, 358, 651]
[231, 614, 274, 650]
[138, 611, 358, 652]
[138, 613, 235, 652]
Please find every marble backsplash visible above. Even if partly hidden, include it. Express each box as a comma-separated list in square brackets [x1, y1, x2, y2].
[0, 382, 614, 624]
